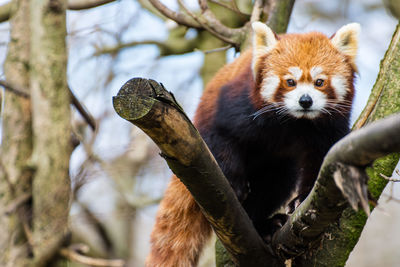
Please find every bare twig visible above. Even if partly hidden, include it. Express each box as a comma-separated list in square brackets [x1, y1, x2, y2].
[4, 192, 32, 215]
[68, 0, 117, 10]
[147, 0, 201, 28]
[0, 80, 30, 98]
[208, 0, 250, 17]
[93, 40, 170, 56]
[0, 0, 119, 23]
[178, 0, 245, 47]
[380, 173, 400, 182]
[21, 219, 34, 247]
[69, 87, 96, 131]
[196, 44, 233, 54]
[250, 0, 263, 23]
[59, 247, 125, 267]
[0, 80, 96, 131]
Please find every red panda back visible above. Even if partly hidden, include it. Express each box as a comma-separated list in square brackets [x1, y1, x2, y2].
[194, 50, 253, 131]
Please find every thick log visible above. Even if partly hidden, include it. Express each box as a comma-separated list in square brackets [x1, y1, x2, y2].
[113, 78, 282, 266]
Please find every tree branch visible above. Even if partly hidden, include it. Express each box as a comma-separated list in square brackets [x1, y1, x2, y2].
[250, 0, 263, 23]
[59, 247, 125, 267]
[271, 112, 400, 260]
[353, 23, 400, 130]
[67, 0, 117, 10]
[112, 78, 283, 266]
[0, 79, 96, 131]
[0, 0, 118, 23]
[208, 0, 250, 17]
[147, 0, 201, 29]
[0, 2, 11, 22]
[0, 79, 30, 98]
[176, 0, 246, 47]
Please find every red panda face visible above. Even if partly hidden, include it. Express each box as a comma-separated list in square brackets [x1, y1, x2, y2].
[252, 22, 360, 120]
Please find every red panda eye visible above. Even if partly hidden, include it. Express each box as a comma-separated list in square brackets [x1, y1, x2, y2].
[315, 79, 324, 87]
[286, 79, 296, 87]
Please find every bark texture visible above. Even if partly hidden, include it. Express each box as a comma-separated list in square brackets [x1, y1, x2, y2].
[30, 0, 71, 265]
[0, 0, 32, 266]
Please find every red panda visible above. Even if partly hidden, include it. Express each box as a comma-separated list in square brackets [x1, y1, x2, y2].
[146, 22, 360, 267]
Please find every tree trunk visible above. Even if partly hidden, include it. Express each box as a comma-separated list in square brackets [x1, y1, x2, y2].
[0, 0, 32, 266]
[30, 0, 71, 265]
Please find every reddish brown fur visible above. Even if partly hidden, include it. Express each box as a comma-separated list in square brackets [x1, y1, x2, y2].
[146, 175, 211, 267]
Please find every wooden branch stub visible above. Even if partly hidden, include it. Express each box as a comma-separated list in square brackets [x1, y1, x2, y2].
[113, 78, 282, 266]
[113, 78, 199, 166]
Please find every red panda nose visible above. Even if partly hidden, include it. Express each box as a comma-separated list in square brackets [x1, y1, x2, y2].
[299, 94, 313, 109]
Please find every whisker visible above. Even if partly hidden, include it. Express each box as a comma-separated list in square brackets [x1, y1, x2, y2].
[251, 102, 286, 120]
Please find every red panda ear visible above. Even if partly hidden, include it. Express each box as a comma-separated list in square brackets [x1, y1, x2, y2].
[331, 23, 361, 71]
[251, 22, 277, 80]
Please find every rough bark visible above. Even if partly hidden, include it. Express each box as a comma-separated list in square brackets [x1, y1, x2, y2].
[0, 0, 32, 266]
[271, 114, 400, 265]
[113, 78, 282, 266]
[30, 0, 71, 265]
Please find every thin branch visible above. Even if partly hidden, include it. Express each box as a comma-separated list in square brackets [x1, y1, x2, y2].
[380, 172, 400, 182]
[0, 0, 118, 23]
[147, 0, 201, 29]
[0, 80, 30, 98]
[272, 112, 400, 260]
[250, 0, 263, 23]
[178, 0, 245, 47]
[59, 247, 125, 267]
[0, 80, 96, 131]
[69, 87, 96, 131]
[4, 192, 32, 215]
[68, 0, 117, 10]
[208, 0, 250, 17]
[93, 40, 170, 56]
[195, 44, 232, 54]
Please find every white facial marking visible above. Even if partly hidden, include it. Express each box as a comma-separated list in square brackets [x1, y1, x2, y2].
[288, 67, 303, 80]
[260, 74, 280, 101]
[284, 83, 327, 119]
[331, 75, 348, 101]
[310, 66, 323, 80]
